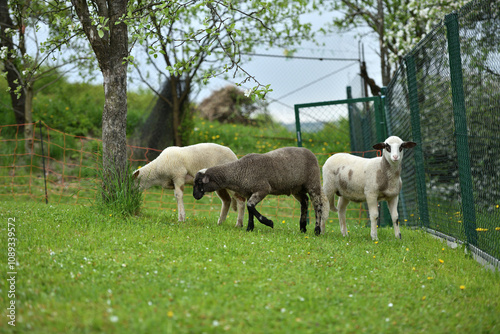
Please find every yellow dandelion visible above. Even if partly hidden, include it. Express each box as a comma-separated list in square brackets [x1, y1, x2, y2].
[406, 248, 409, 251]
[439, 259, 444, 264]
[496, 205, 499, 209]
[373, 255, 376, 259]
[305, 236, 309, 239]
[307, 252, 311, 255]
[282, 220, 286, 224]
[375, 241, 379, 244]
[167, 310, 174, 318]
[496, 227, 500, 231]
[427, 276, 433, 280]
[442, 248, 445, 251]
[422, 296, 426, 301]
[460, 285, 465, 290]
[412, 267, 416, 271]
[109, 214, 112, 217]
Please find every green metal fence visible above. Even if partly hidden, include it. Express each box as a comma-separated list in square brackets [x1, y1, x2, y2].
[295, 0, 500, 268]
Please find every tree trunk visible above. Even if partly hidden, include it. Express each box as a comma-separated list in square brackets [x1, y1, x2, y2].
[101, 64, 128, 180]
[71, 0, 129, 196]
[0, 0, 26, 127]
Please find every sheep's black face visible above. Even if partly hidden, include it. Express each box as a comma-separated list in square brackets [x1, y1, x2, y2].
[193, 174, 205, 200]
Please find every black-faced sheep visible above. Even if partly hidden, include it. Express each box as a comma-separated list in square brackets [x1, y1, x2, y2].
[322, 136, 416, 240]
[132, 143, 245, 226]
[192, 147, 329, 235]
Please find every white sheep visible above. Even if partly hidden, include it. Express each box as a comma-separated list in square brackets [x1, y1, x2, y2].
[133, 143, 245, 226]
[193, 147, 330, 235]
[322, 136, 416, 240]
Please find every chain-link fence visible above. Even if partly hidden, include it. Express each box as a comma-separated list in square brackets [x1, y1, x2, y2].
[295, 0, 500, 266]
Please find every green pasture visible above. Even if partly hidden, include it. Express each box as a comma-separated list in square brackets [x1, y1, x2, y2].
[0, 201, 499, 333]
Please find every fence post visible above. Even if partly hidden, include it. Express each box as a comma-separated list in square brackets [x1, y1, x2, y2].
[346, 86, 357, 152]
[39, 120, 49, 204]
[445, 12, 478, 246]
[374, 96, 388, 143]
[373, 95, 391, 226]
[404, 54, 430, 227]
[294, 105, 302, 147]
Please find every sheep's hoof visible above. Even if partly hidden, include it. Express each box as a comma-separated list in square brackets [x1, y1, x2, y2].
[314, 226, 321, 236]
[246, 225, 254, 232]
[300, 227, 307, 233]
[397, 233, 402, 239]
[261, 218, 274, 228]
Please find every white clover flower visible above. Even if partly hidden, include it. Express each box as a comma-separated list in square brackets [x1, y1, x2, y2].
[244, 89, 252, 97]
[109, 315, 119, 323]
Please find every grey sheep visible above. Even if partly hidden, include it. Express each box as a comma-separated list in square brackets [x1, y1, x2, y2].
[193, 147, 329, 235]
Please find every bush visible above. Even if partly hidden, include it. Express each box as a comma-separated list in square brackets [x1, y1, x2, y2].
[94, 159, 143, 216]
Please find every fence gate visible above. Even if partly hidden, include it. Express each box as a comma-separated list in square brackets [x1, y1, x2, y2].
[294, 92, 395, 226]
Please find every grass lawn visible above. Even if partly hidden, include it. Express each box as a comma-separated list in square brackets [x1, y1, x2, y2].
[1, 200, 499, 333]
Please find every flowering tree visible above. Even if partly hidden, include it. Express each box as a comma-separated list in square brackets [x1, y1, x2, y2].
[131, 1, 315, 146]
[0, 0, 95, 152]
[327, 0, 467, 90]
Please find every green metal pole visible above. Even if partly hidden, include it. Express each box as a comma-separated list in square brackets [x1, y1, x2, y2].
[445, 12, 478, 246]
[373, 96, 391, 226]
[346, 86, 356, 152]
[405, 54, 430, 228]
[294, 105, 302, 148]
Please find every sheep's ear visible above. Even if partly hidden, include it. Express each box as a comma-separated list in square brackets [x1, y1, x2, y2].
[133, 170, 140, 179]
[373, 142, 386, 150]
[202, 175, 210, 184]
[402, 141, 417, 149]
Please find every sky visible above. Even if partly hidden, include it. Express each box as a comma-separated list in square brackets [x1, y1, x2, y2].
[166, 10, 383, 125]
[192, 32, 381, 124]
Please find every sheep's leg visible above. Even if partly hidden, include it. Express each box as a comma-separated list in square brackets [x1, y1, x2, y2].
[173, 183, 186, 222]
[234, 195, 246, 228]
[387, 197, 401, 239]
[311, 192, 329, 236]
[215, 189, 231, 225]
[293, 193, 309, 233]
[337, 196, 350, 237]
[366, 196, 379, 240]
[246, 192, 273, 231]
[323, 179, 338, 212]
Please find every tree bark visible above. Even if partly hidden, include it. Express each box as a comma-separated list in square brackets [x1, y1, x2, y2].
[102, 65, 128, 176]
